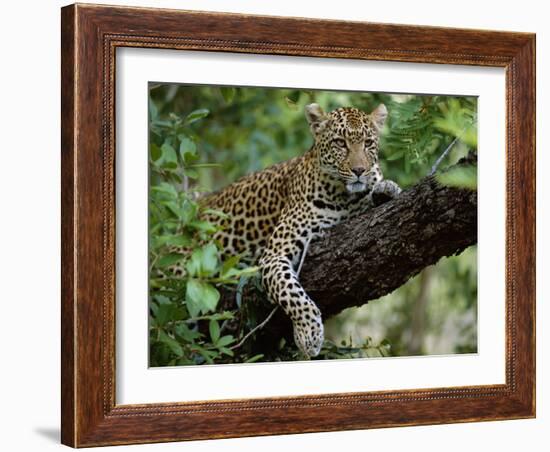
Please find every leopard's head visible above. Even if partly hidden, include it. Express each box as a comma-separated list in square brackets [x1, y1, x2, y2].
[305, 103, 387, 193]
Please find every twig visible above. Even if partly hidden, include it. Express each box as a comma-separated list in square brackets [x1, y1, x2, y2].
[230, 306, 279, 350]
[428, 135, 461, 176]
[297, 234, 313, 276]
[149, 252, 159, 274]
[429, 116, 476, 176]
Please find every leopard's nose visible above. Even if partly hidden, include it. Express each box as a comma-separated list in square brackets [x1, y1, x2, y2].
[351, 167, 365, 177]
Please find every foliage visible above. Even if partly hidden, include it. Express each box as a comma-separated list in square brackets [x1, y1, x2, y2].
[149, 85, 477, 190]
[149, 105, 260, 366]
[148, 83, 478, 366]
[436, 165, 477, 190]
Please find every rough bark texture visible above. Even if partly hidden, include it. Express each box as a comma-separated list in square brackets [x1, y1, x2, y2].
[303, 166, 477, 318]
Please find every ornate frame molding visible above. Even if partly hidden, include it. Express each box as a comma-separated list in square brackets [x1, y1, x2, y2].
[61, 4, 535, 447]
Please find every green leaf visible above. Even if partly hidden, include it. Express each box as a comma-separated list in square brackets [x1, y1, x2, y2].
[185, 279, 202, 318]
[216, 335, 235, 347]
[284, 97, 298, 110]
[151, 182, 177, 198]
[152, 119, 172, 128]
[284, 91, 301, 110]
[185, 108, 210, 124]
[194, 346, 217, 364]
[179, 137, 197, 161]
[153, 294, 171, 305]
[186, 279, 220, 316]
[206, 311, 235, 321]
[150, 143, 162, 162]
[180, 199, 198, 224]
[155, 302, 184, 326]
[219, 347, 234, 357]
[201, 243, 219, 275]
[163, 201, 183, 219]
[202, 208, 229, 219]
[287, 90, 301, 103]
[183, 168, 199, 179]
[157, 253, 184, 267]
[176, 357, 194, 365]
[203, 284, 220, 312]
[200, 283, 220, 313]
[186, 240, 220, 278]
[189, 220, 217, 234]
[244, 354, 264, 363]
[148, 98, 158, 120]
[218, 266, 259, 282]
[154, 303, 172, 325]
[221, 254, 241, 278]
[186, 249, 202, 277]
[436, 165, 477, 190]
[386, 150, 404, 161]
[161, 142, 178, 169]
[162, 199, 197, 224]
[155, 234, 191, 248]
[433, 100, 477, 148]
[158, 330, 183, 357]
[174, 323, 201, 342]
[209, 319, 220, 343]
[220, 87, 236, 103]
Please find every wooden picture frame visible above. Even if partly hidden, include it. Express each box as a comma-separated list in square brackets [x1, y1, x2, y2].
[61, 3, 535, 447]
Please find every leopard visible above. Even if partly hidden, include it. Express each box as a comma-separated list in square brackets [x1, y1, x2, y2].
[176, 103, 401, 357]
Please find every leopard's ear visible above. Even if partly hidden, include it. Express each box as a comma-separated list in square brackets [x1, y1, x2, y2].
[370, 104, 388, 132]
[305, 103, 328, 135]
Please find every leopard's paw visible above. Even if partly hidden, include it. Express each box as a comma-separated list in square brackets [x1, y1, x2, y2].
[293, 314, 324, 358]
[372, 179, 402, 206]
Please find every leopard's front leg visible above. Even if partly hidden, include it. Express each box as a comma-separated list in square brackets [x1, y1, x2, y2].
[259, 219, 324, 357]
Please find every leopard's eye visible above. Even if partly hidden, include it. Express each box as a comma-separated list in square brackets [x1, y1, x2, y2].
[333, 138, 346, 148]
[364, 138, 375, 149]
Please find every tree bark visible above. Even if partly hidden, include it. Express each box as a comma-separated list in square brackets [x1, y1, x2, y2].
[302, 163, 477, 318]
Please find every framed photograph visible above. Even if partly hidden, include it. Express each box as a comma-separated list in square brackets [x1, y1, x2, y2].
[61, 3, 535, 447]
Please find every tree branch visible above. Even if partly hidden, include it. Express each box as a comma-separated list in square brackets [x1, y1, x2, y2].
[221, 155, 477, 340]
